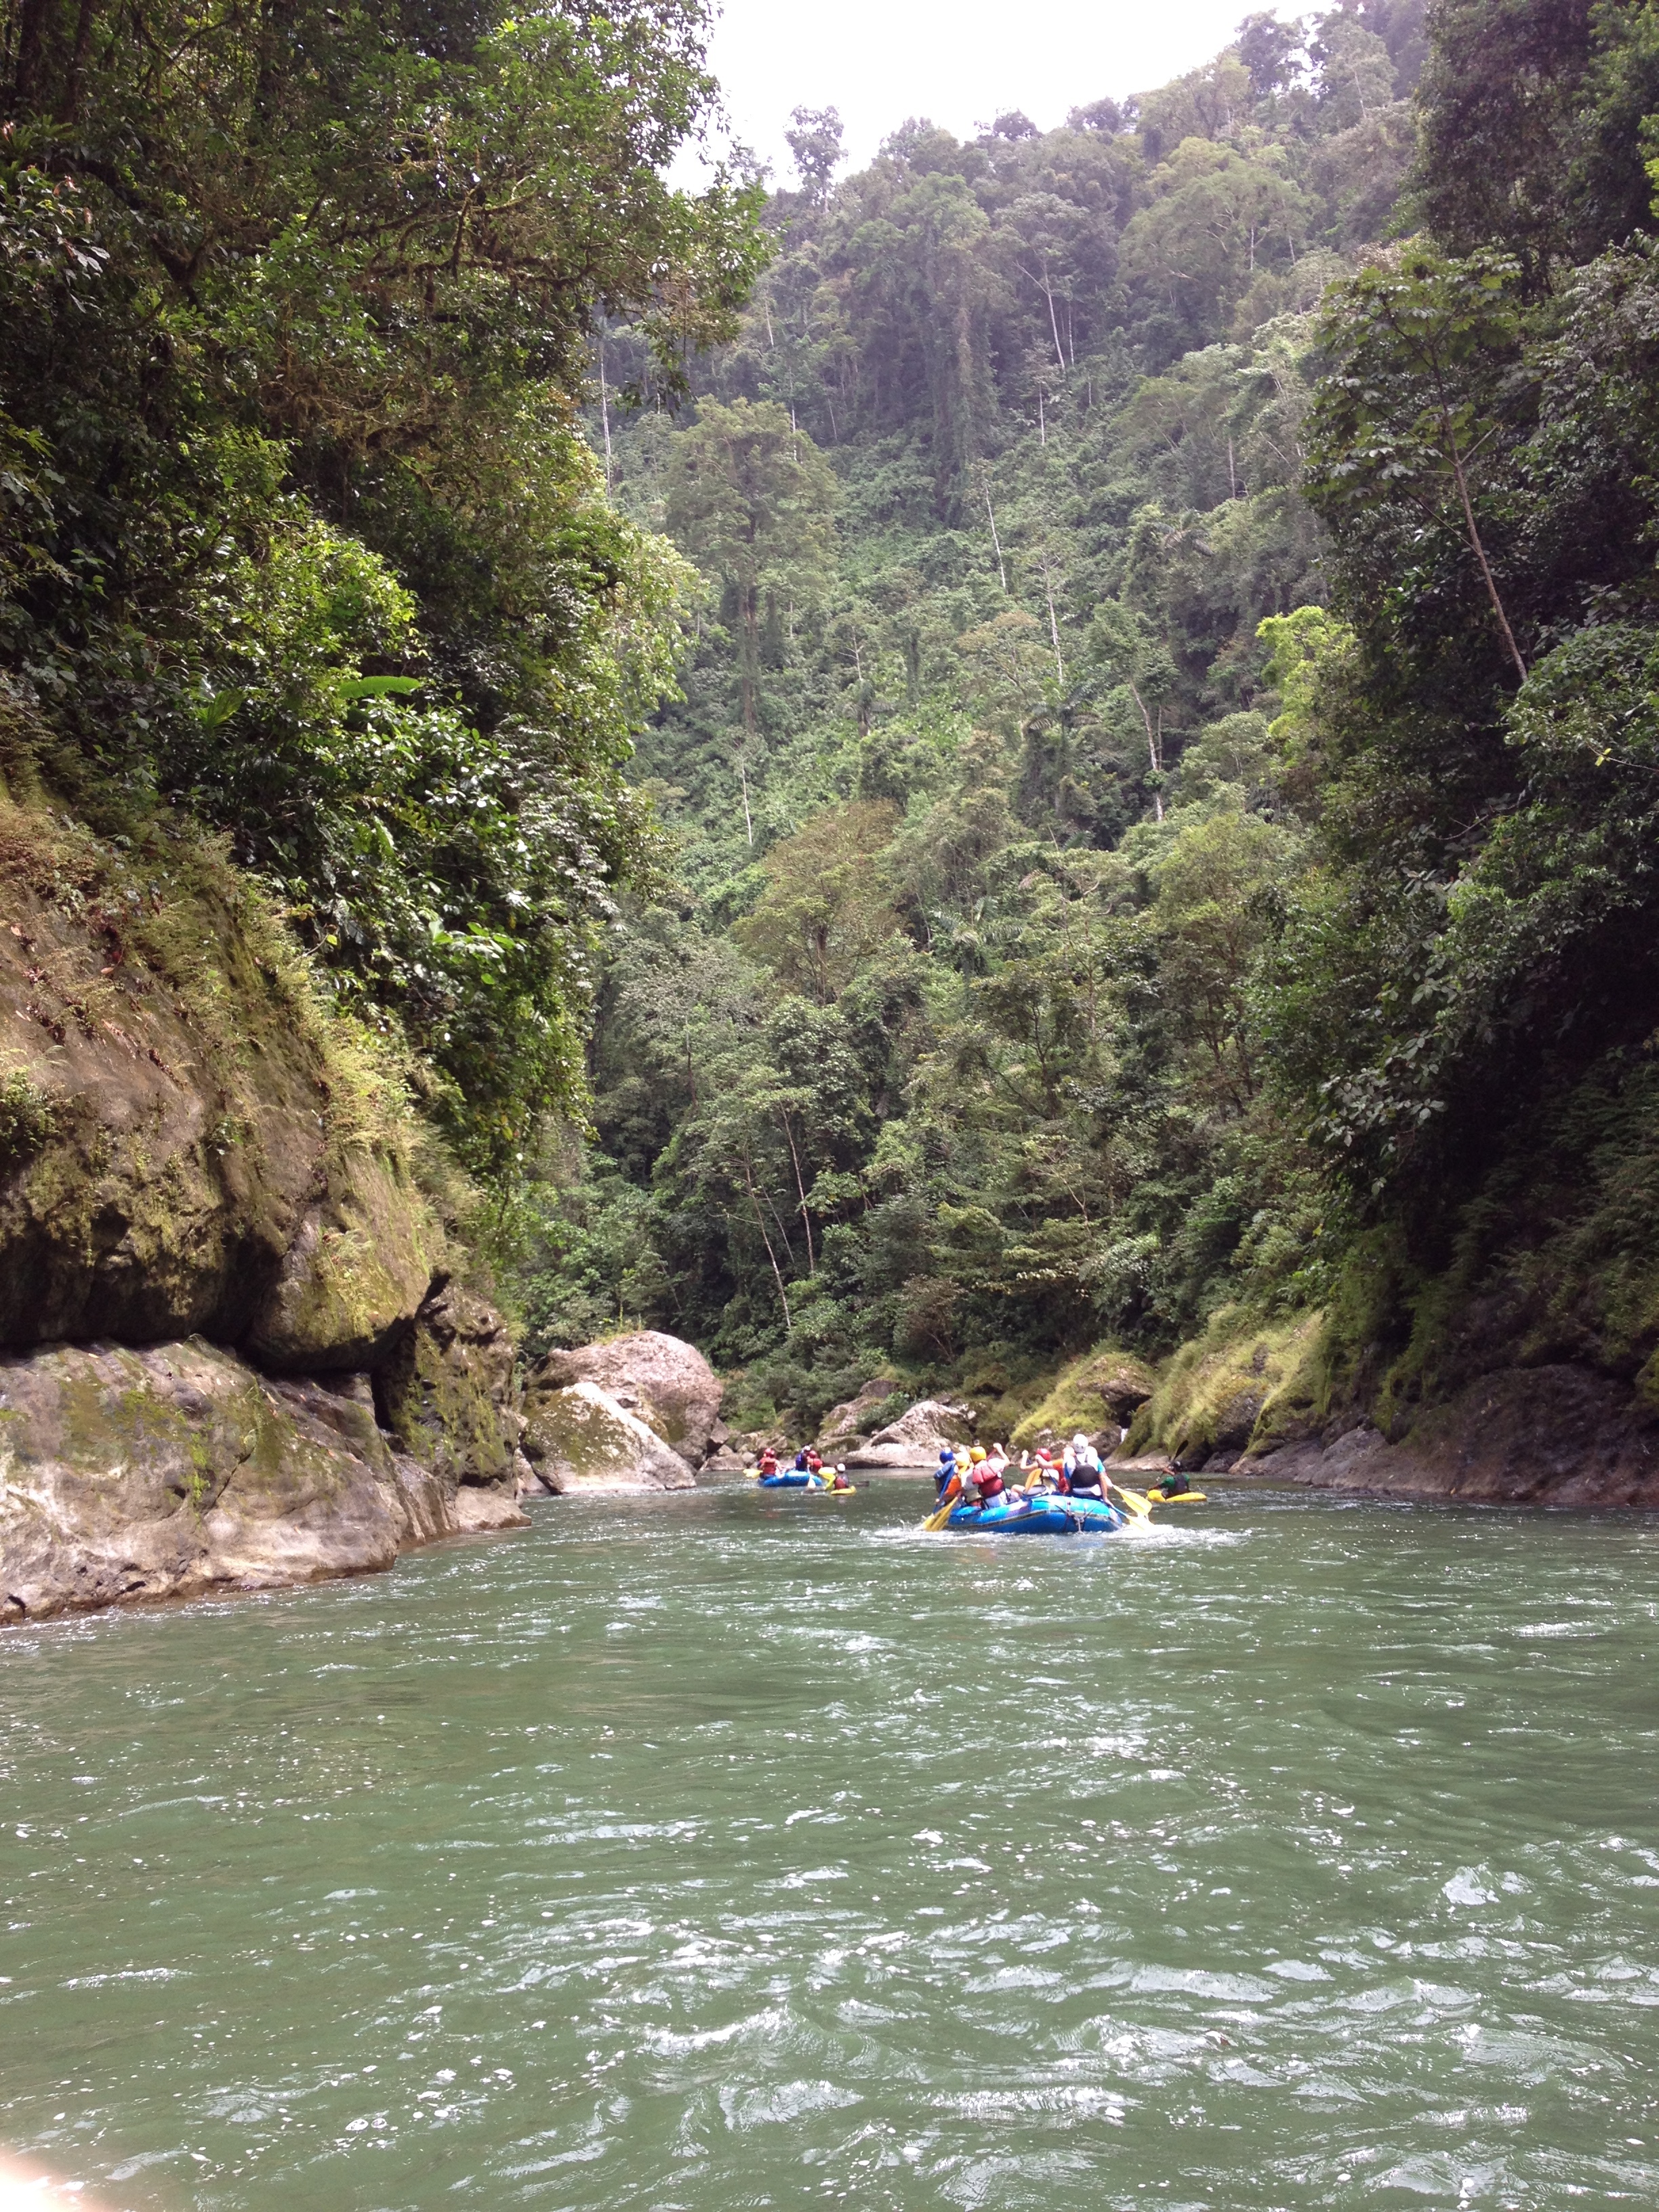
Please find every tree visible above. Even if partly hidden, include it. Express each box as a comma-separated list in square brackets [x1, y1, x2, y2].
[1120, 138, 1311, 361]
[665, 399, 838, 737]
[1236, 12, 1303, 98]
[0, 0, 769, 1174]
[730, 802, 903, 1003]
[1305, 249, 1530, 685]
[787, 106, 846, 203]
[1410, 0, 1659, 277]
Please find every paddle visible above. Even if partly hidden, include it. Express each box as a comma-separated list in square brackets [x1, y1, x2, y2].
[922, 1471, 964, 1532]
[1106, 1474, 1154, 1518]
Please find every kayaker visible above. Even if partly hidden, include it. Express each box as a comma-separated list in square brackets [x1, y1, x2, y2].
[829, 1465, 852, 1490]
[1151, 1462, 1191, 1498]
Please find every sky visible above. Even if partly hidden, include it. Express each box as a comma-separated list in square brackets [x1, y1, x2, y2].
[681, 0, 1260, 184]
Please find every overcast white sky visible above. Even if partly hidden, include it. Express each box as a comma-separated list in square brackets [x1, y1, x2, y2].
[685, 0, 1259, 183]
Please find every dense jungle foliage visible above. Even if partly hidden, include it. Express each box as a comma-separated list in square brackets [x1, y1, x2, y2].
[525, 0, 1659, 1442]
[0, 0, 763, 1178]
[11, 0, 1659, 1443]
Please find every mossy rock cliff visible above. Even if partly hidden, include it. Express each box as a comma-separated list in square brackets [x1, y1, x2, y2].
[0, 791, 446, 1357]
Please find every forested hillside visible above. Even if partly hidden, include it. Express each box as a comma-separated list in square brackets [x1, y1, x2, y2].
[0, 0, 760, 1191]
[530, 0, 1659, 1465]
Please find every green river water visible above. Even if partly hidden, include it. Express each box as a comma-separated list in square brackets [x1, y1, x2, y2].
[3, 1481, 1658, 2211]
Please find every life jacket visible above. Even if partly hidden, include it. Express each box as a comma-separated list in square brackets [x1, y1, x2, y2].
[805, 1451, 823, 1473]
[759, 1453, 778, 1475]
[1064, 1467, 1105, 1496]
[975, 1469, 1006, 1502]
[794, 1450, 810, 1471]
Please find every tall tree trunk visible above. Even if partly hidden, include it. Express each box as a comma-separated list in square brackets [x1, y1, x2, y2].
[740, 582, 758, 733]
[779, 1109, 815, 1273]
[1130, 682, 1164, 822]
[1439, 399, 1528, 684]
[12, 0, 48, 106]
[741, 1145, 792, 1333]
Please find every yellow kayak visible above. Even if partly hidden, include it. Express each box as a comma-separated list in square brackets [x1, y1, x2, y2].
[1145, 1489, 1208, 1507]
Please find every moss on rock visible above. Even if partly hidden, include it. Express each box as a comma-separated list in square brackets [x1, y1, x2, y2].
[520, 1378, 692, 1492]
[0, 791, 448, 1357]
[1010, 1346, 1159, 1452]
[379, 1281, 518, 1491]
[1124, 1307, 1330, 1467]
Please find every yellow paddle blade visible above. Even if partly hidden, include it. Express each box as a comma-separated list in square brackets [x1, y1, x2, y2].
[922, 1498, 956, 1532]
[1111, 1483, 1153, 1517]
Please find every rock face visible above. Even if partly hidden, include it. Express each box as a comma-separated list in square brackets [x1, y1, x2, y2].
[815, 1376, 901, 1455]
[847, 1397, 975, 1467]
[0, 801, 539, 1626]
[0, 1338, 526, 1624]
[243, 1149, 437, 1372]
[0, 813, 440, 1355]
[1243, 1363, 1659, 1506]
[1012, 1346, 1158, 1456]
[529, 1331, 722, 1466]
[379, 1280, 521, 1495]
[519, 1378, 695, 1493]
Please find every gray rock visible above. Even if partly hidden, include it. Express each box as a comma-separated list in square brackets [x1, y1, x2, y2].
[520, 1378, 695, 1492]
[0, 1336, 527, 1625]
[815, 1375, 901, 1454]
[377, 1279, 519, 1498]
[847, 1397, 975, 1467]
[527, 1331, 721, 1465]
[1247, 1363, 1659, 1507]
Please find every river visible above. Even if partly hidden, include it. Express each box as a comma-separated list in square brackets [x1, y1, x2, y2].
[2, 1483, 1656, 2209]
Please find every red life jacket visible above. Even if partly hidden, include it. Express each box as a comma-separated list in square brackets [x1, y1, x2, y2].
[975, 1468, 1005, 1501]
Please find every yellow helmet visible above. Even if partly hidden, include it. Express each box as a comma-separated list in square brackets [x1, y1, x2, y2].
[969, 1446, 987, 1463]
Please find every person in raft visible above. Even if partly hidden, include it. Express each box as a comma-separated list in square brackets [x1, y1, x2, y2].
[1061, 1433, 1107, 1500]
[967, 1446, 1010, 1509]
[758, 1446, 779, 1477]
[935, 1445, 962, 1499]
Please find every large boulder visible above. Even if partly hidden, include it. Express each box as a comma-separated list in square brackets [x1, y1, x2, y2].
[519, 1378, 694, 1493]
[847, 1397, 975, 1467]
[377, 1279, 520, 1496]
[527, 1331, 721, 1466]
[815, 1375, 901, 1456]
[0, 1338, 525, 1624]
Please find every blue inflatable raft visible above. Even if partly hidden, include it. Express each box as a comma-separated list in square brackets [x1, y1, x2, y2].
[937, 1494, 1128, 1534]
[754, 1471, 822, 1488]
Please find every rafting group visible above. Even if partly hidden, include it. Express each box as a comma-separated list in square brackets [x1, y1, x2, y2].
[748, 1446, 856, 1492]
[923, 1433, 1204, 1534]
[745, 1429, 1204, 1532]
